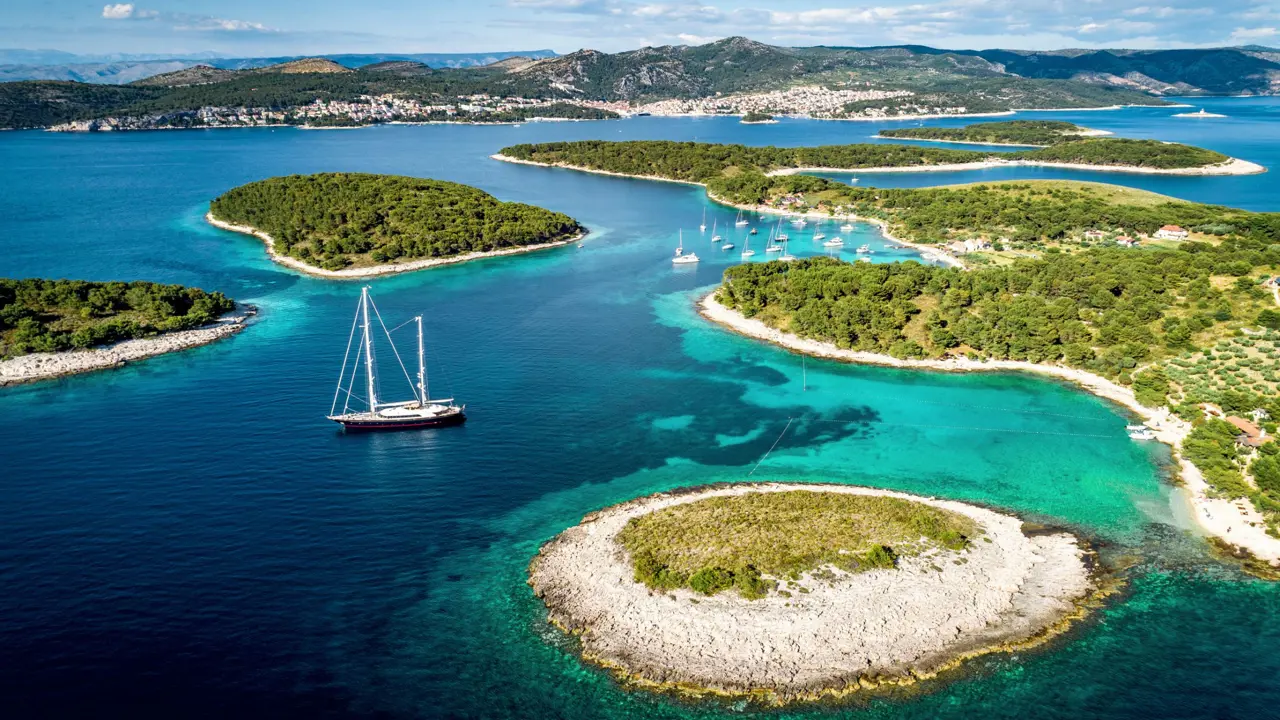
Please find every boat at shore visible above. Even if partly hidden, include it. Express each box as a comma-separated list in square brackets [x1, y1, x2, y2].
[328, 287, 465, 431]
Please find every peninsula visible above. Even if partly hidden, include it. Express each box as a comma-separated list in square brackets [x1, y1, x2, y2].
[0, 278, 248, 386]
[208, 173, 584, 277]
[529, 483, 1096, 702]
[497, 138, 1260, 176]
[879, 120, 1112, 146]
[494, 137, 1280, 570]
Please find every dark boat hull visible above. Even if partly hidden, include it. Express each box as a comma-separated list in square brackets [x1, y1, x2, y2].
[333, 410, 466, 432]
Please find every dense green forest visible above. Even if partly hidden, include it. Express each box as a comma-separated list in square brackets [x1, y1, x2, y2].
[500, 137, 1231, 184]
[1015, 139, 1229, 169]
[714, 225, 1280, 533]
[741, 111, 774, 122]
[210, 173, 583, 271]
[0, 279, 236, 358]
[880, 120, 1093, 146]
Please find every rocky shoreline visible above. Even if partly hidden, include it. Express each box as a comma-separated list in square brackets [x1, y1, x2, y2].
[529, 482, 1096, 703]
[0, 304, 255, 387]
[698, 293, 1280, 570]
[206, 212, 585, 279]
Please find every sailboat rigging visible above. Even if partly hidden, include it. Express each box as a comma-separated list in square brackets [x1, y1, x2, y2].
[328, 287, 466, 431]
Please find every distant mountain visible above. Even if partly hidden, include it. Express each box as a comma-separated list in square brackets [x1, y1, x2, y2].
[0, 49, 558, 85]
[843, 45, 1280, 96]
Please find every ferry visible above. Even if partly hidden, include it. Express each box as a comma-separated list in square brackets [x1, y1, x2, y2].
[327, 288, 465, 431]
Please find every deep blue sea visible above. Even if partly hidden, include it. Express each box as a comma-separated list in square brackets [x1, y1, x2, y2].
[2, 96, 1279, 719]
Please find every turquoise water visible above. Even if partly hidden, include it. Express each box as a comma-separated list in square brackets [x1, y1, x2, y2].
[2, 102, 1279, 718]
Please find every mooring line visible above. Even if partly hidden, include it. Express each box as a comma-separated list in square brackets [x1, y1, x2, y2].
[748, 416, 794, 477]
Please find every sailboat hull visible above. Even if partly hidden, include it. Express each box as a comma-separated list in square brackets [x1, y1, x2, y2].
[329, 406, 467, 431]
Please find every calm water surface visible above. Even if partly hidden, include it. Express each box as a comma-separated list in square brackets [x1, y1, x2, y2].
[2, 99, 1279, 719]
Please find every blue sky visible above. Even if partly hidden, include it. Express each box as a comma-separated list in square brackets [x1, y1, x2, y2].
[1, 1, 1277, 56]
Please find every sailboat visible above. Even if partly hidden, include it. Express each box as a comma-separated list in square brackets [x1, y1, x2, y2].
[734, 211, 749, 226]
[779, 237, 796, 262]
[813, 232, 826, 241]
[700, 208, 707, 233]
[765, 227, 782, 253]
[741, 234, 755, 258]
[673, 229, 700, 264]
[328, 287, 465, 431]
[711, 219, 722, 242]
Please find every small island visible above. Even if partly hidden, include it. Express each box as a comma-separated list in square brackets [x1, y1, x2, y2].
[740, 111, 777, 124]
[208, 173, 585, 278]
[529, 483, 1095, 702]
[497, 137, 1261, 176]
[0, 278, 248, 386]
[879, 120, 1111, 147]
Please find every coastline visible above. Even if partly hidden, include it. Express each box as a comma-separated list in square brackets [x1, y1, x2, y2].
[206, 212, 586, 279]
[698, 293, 1280, 568]
[0, 304, 255, 387]
[529, 482, 1098, 703]
[768, 156, 1265, 176]
[491, 154, 968, 268]
[872, 128, 1114, 148]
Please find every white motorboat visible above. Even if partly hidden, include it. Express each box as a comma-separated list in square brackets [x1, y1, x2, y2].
[673, 230, 700, 264]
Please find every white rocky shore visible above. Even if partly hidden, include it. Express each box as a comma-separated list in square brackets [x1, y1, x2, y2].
[529, 483, 1095, 701]
[207, 213, 585, 279]
[699, 294, 1280, 569]
[0, 304, 254, 386]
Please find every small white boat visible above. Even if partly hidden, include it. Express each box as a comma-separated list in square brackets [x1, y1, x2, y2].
[765, 244, 782, 253]
[1129, 428, 1156, 441]
[791, 217, 807, 227]
[778, 239, 795, 261]
[673, 230, 699, 264]
[855, 244, 873, 254]
[741, 236, 755, 258]
[823, 237, 844, 248]
[857, 257, 872, 263]
[840, 223, 854, 231]
[849, 178, 859, 185]
[813, 232, 826, 241]
[777, 232, 789, 241]
[700, 208, 707, 233]
[722, 241, 735, 250]
[734, 211, 749, 227]
[710, 219, 721, 242]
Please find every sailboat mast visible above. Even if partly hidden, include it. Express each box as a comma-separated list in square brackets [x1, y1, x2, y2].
[361, 286, 378, 412]
[416, 315, 428, 403]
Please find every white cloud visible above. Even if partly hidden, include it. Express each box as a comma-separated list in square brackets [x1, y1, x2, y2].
[1229, 26, 1277, 40]
[101, 3, 134, 19]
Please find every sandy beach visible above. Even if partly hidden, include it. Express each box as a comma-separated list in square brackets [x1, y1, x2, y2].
[207, 212, 585, 279]
[698, 293, 1280, 568]
[0, 304, 255, 387]
[529, 482, 1096, 702]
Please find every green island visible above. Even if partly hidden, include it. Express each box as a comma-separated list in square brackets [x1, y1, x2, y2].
[880, 120, 1102, 146]
[209, 173, 583, 273]
[1, 278, 236, 358]
[617, 490, 978, 598]
[715, 205, 1280, 535]
[500, 136, 1239, 181]
[740, 111, 775, 123]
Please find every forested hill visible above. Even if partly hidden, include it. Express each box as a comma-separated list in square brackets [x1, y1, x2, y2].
[500, 136, 1232, 178]
[0, 279, 235, 358]
[209, 173, 583, 272]
[880, 120, 1098, 146]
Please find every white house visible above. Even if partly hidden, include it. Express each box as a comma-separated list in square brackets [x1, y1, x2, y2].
[1155, 224, 1189, 240]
